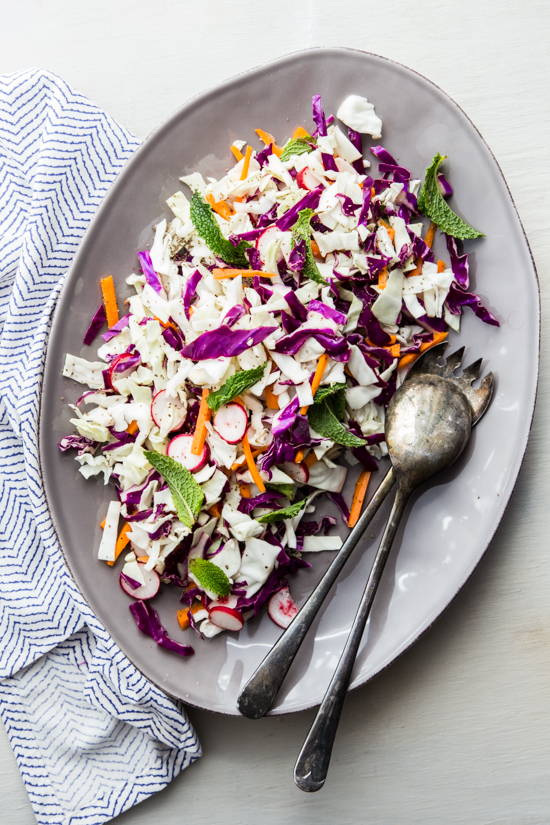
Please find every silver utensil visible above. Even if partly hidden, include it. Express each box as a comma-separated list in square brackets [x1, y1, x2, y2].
[238, 345, 493, 784]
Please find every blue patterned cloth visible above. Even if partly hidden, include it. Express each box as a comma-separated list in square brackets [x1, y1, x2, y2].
[0, 69, 201, 825]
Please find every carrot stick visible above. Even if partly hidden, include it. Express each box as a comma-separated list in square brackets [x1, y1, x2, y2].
[100, 517, 106, 529]
[300, 353, 329, 416]
[208, 503, 221, 518]
[212, 268, 278, 279]
[242, 432, 266, 493]
[101, 276, 119, 328]
[106, 523, 132, 566]
[294, 449, 305, 465]
[425, 221, 437, 249]
[348, 470, 372, 528]
[137, 555, 149, 563]
[379, 220, 396, 243]
[251, 446, 268, 459]
[437, 259, 446, 273]
[177, 603, 205, 631]
[292, 126, 309, 139]
[264, 384, 279, 410]
[240, 145, 253, 180]
[255, 128, 275, 146]
[304, 451, 318, 469]
[310, 239, 322, 258]
[398, 331, 448, 370]
[191, 388, 212, 456]
[206, 193, 234, 221]
[385, 343, 401, 358]
[378, 267, 387, 290]
[231, 144, 244, 161]
[239, 482, 251, 498]
[126, 420, 139, 435]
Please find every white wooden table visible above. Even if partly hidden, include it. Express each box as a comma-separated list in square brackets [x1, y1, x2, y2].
[2, 1, 550, 822]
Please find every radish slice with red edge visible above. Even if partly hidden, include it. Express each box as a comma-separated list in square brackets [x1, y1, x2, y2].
[213, 402, 248, 445]
[167, 433, 210, 472]
[120, 565, 160, 600]
[256, 226, 285, 265]
[151, 389, 187, 431]
[296, 167, 320, 191]
[280, 460, 309, 484]
[107, 352, 140, 389]
[267, 586, 298, 629]
[208, 606, 244, 632]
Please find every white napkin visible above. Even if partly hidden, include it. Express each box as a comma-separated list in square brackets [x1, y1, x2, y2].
[0, 68, 201, 825]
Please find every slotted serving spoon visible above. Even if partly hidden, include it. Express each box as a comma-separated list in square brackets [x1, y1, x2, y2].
[238, 344, 494, 788]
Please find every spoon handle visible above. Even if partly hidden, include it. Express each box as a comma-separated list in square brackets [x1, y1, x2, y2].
[237, 467, 396, 720]
[294, 485, 410, 792]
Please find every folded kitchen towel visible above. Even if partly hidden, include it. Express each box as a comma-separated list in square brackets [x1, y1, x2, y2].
[0, 68, 201, 825]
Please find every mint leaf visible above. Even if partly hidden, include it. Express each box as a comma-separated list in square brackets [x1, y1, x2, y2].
[280, 136, 316, 162]
[265, 482, 295, 500]
[291, 208, 326, 285]
[207, 364, 266, 413]
[190, 192, 251, 266]
[308, 400, 367, 448]
[418, 154, 483, 240]
[189, 558, 231, 597]
[257, 498, 307, 524]
[313, 383, 347, 404]
[144, 450, 204, 529]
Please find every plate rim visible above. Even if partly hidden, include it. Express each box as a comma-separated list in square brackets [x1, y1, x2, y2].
[38, 45, 541, 716]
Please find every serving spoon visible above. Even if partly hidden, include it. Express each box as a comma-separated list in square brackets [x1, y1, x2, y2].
[238, 344, 493, 777]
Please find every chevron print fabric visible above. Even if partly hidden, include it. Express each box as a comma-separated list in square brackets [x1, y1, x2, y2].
[0, 69, 201, 825]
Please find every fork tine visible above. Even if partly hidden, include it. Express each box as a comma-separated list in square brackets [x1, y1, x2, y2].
[442, 347, 465, 376]
[470, 372, 494, 425]
[405, 342, 448, 381]
[460, 358, 483, 384]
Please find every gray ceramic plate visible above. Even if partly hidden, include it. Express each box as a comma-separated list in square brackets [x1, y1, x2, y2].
[40, 48, 539, 715]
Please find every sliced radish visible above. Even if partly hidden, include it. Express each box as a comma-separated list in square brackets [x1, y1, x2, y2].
[151, 389, 187, 431]
[280, 460, 309, 484]
[268, 586, 298, 629]
[208, 606, 244, 632]
[213, 402, 248, 445]
[120, 565, 160, 600]
[208, 594, 238, 612]
[256, 226, 285, 265]
[167, 433, 210, 472]
[297, 167, 320, 191]
[107, 352, 140, 389]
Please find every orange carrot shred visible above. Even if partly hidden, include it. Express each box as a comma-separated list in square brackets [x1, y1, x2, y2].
[255, 128, 275, 145]
[294, 449, 305, 465]
[101, 276, 119, 328]
[242, 432, 266, 493]
[206, 192, 234, 221]
[136, 555, 149, 563]
[126, 420, 139, 435]
[378, 267, 387, 290]
[264, 384, 279, 410]
[385, 343, 401, 358]
[437, 259, 446, 273]
[310, 239, 322, 258]
[292, 126, 309, 139]
[212, 268, 278, 279]
[300, 353, 329, 416]
[241, 145, 253, 180]
[231, 145, 244, 161]
[208, 503, 221, 518]
[177, 603, 205, 631]
[106, 523, 132, 566]
[425, 221, 437, 249]
[100, 517, 106, 529]
[239, 482, 251, 499]
[398, 331, 448, 370]
[191, 388, 211, 456]
[348, 471, 372, 528]
[304, 451, 318, 469]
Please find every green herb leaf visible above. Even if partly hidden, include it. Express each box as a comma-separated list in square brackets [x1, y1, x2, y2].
[291, 208, 327, 285]
[189, 558, 231, 597]
[313, 383, 347, 404]
[417, 153, 483, 240]
[257, 498, 307, 524]
[308, 399, 367, 448]
[265, 482, 295, 500]
[144, 450, 204, 529]
[190, 192, 251, 266]
[279, 136, 316, 162]
[207, 365, 266, 413]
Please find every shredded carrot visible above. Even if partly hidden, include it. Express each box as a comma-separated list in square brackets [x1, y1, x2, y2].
[177, 603, 205, 631]
[255, 128, 275, 145]
[348, 471, 372, 528]
[240, 145, 253, 180]
[231, 144, 244, 162]
[300, 353, 329, 416]
[251, 446, 268, 459]
[425, 221, 437, 249]
[398, 331, 448, 370]
[206, 193, 234, 221]
[406, 257, 423, 278]
[385, 343, 401, 358]
[126, 420, 139, 435]
[208, 503, 221, 518]
[371, 187, 376, 197]
[310, 239, 322, 258]
[191, 388, 211, 456]
[101, 276, 119, 329]
[230, 457, 246, 472]
[188, 306, 195, 316]
[239, 482, 251, 499]
[292, 126, 309, 139]
[212, 268, 278, 279]
[100, 517, 106, 529]
[437, 259, 446, 273]
[379, 220, 395, 243]
[378, 267, 387, 290]
[264, 384, 279, 410]
[304, 451, 318, 469]
[106, 523, 132, 566]
[242, 432, 266, 493]
[294, 449, 305, 465]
